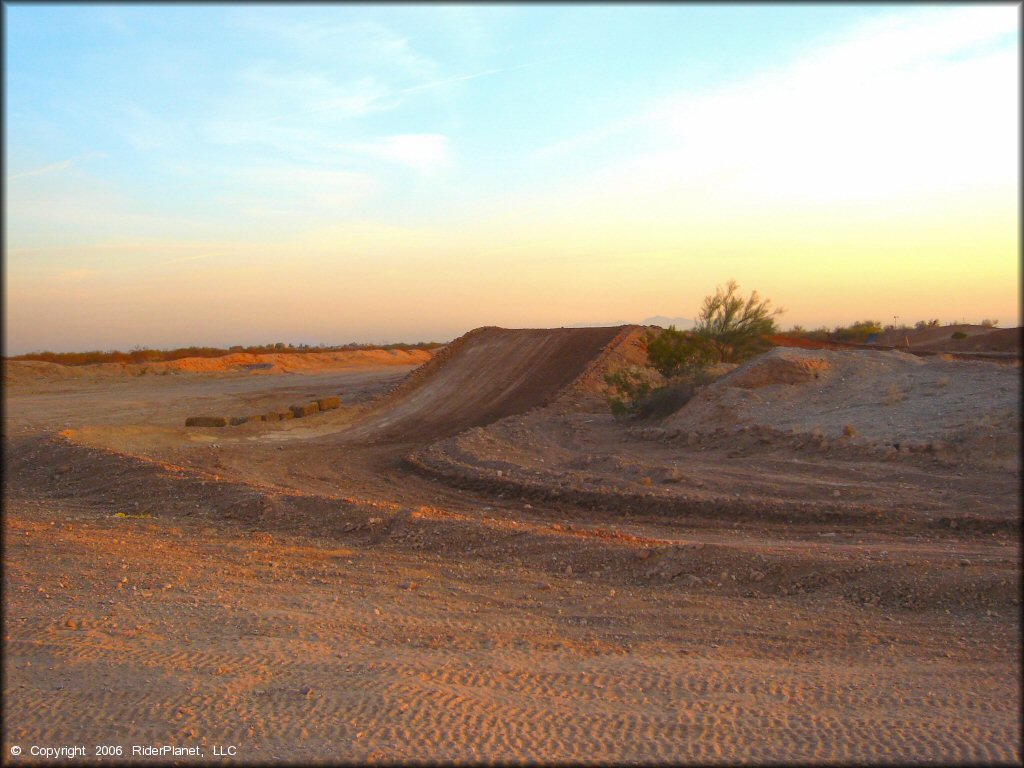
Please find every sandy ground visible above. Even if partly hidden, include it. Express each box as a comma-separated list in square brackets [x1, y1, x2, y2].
[3, 332, 1020, 764]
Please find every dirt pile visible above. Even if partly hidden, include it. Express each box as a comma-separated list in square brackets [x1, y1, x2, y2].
[726, 350, 831, 388]
[665, 347, 1020, 465]
[4, 349, 433, 386]
[869, 324, 1020, 353]
[913, 326, 1021, 353]
[344, 326, 646, 442]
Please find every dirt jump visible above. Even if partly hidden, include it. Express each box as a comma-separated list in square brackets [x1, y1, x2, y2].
[342, 325, 647, 442]
[3, 327, 1020, 764]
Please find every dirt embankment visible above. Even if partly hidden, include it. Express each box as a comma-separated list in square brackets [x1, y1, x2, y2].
[4, 348, 434, 386]
[342, 326, 647, 442]
[771, 325, 1021, 358]
[408, 345, 1019, 536]
[866, 324, 1020, 354]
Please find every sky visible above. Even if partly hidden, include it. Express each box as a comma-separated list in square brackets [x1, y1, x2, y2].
[4, 3, 1019, 353]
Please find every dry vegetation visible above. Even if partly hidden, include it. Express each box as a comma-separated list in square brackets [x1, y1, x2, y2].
[8, 341, 444, 367]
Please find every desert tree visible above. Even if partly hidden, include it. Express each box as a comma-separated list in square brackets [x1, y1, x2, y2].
[693, 279, 783, 362]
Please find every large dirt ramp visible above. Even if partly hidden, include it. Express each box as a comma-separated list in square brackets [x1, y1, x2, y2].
[347, 326, 631, 442]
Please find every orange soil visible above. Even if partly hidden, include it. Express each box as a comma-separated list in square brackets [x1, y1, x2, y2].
[3, 327, 1019, 764]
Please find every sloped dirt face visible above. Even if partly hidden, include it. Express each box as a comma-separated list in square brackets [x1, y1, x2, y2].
[3, 335, 1020, 765]
[340, 326, 632, 442]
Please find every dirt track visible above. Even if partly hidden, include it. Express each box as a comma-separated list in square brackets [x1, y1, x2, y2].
[3, 330, 1020, 764]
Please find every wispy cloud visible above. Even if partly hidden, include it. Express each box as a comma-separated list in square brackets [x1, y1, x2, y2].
[397, 58, 562, 96]
[235, 66, 393, 125]
[8, 151, 107, 181]
[211, 165, 383, 223]
[544, 5, 1018, 211]
[229, 13, 440, 82]
[531, 117, 642, 161]
[341, 134, 451, 174]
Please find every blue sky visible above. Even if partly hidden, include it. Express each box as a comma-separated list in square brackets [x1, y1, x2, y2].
[4, 4, 1019, 352]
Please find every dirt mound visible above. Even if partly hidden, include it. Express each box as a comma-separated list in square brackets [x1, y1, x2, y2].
[871, 324, 1000, 349]
[913, 326, 1021, 354]
[345, 326, 639, 442]
[4, 349, 433, 386]
[554, 325, 650, 406]
[665, 347, 1020, 467]
[725, 350, 832, 388]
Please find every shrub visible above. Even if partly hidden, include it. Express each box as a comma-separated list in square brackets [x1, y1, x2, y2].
[633, 371, 718, 419]
[604, 367, 659, 417]
[645, 326, 717, 378]
[833, 320, 883, 342]
[607, 280, 781, 418]
[951, 331, 968, 339]
[980, 318, 999, 328]
[692, 280, 783, 362]
[605, 364, 718, 420]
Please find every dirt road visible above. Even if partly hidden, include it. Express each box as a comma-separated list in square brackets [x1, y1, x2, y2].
[3, 332, 1020, 764]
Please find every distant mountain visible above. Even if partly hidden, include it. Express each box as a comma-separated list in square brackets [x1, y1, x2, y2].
[565, 320, 631, 328]
[566, 316, 693, 329]
[641, 316, 693, 329]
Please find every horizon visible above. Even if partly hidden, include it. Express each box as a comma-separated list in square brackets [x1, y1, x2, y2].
[5, 316, 1013, 358]
[5, 4, 1020, 355]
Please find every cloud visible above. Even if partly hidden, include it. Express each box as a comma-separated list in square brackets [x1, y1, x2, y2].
[542, 5, 1018, 211]
[532, 117, 641, 161]
[341, 134, 451, 173]
[654, 8, 1016, 206]
[7, 151, 107, 181]
[397, 58, 564, 96]
[229, 13, 440, 82]
[210, 165, 383, 223]
[234, 66, 393, 124]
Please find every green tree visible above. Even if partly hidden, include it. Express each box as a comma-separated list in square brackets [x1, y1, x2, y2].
[693, 279, 783, 362]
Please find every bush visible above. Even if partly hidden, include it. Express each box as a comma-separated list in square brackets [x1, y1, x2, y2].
[604, 367, 660, 417]
[634, 371, 718, 419]
[833, 320, 883, 342]
[693, 279, 783, 362]
[605, 368, 716, 420]
[951, 331, 968, 339]
[784, 325, 830, 340]
[645, 326, 717, 378]
[980, 318, 999, 328]
[606, 280, 781, 419]
[634, 382, 695, 419]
